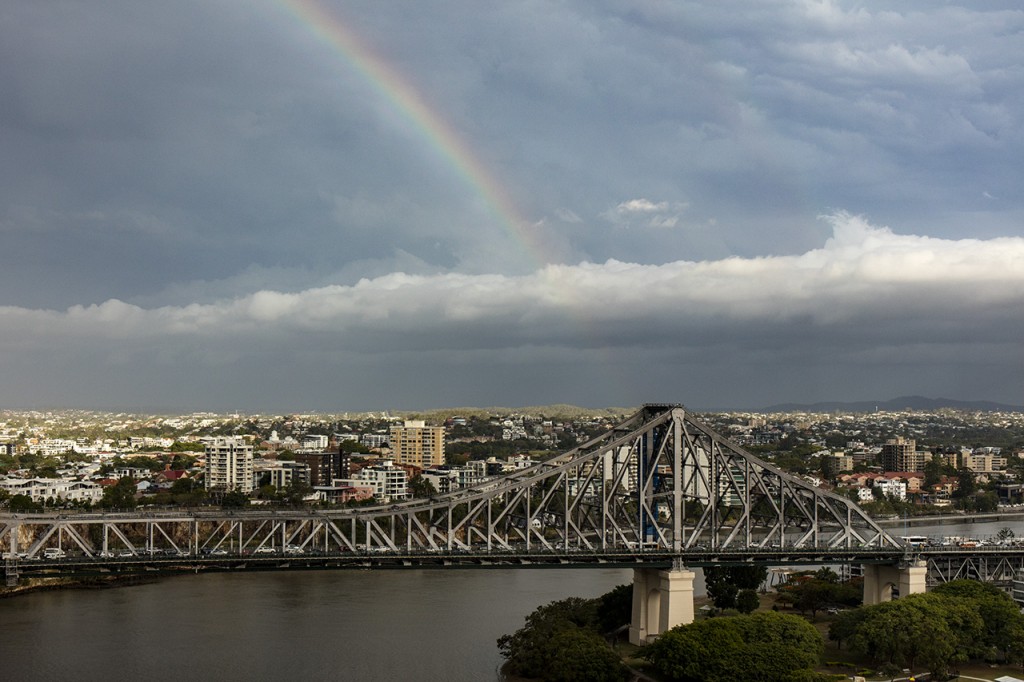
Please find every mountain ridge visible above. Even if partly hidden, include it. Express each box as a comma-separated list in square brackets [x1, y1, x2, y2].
[758, 395, 1024, 413]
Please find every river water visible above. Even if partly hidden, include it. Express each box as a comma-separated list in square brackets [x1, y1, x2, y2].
[0, 566, 635, 682]
[1, 519, 1018, 681]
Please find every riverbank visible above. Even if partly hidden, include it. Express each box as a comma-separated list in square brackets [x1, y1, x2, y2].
[0, 574, 159, 599]
[875, 509, 1024, 529]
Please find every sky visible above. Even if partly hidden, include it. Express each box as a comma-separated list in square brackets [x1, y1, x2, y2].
[2, 0, 1023, 412]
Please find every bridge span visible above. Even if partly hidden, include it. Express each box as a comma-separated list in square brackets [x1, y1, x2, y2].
[3, 404, 1021, 642]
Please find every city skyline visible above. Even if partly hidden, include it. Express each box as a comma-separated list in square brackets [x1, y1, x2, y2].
[2, 1, 1023, 412]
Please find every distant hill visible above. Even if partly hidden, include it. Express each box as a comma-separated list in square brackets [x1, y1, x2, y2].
[759, 395, 1024, 413]
[404, 404, 637, 420]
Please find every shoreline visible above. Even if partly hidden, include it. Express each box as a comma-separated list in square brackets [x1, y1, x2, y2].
[1, 574, 160, 599]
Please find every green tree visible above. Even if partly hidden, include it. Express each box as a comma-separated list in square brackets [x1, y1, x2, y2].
[847, 593, 982, 677]
[99, 477, 137, 509]
[8, 493, 42, 512]
[736, 589, 760, 614]
[923, 458, 944, 488]
[281, 481, 313, 505]
[497, 597, 599, 679]
[596, 583, 633, 633]
[543, 628, 629, 682]
[408, 475, 437, 499]
[705, 565, 767, 609]
[932, 580, 1024, 662]
[644, 611, 823, 682]
[221, 490, 250, 507]
[828, 608, 867, 650]
[954, 468, 976, 498]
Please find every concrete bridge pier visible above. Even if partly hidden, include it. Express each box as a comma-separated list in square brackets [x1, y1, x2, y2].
[862, 560, 927, 605]
[629, 566, 695, 645]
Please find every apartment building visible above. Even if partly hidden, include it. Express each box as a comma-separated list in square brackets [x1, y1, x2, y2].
[204, 437, 254, 493]
[881, 437, 929, 472]
[389, 420, 445, 468]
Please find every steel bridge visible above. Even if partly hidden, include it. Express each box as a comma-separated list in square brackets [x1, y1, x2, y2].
[3, 404, 1022, 592]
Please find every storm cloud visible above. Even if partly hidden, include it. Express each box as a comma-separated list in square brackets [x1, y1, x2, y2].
[1, 1, 1022, 410]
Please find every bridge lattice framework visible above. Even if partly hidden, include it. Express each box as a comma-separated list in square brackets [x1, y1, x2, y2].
[2, 405, 899, 568]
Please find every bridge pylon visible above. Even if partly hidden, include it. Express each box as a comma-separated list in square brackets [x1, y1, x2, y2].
[862, 559, 927, 604]
[629, 564, 696, 645]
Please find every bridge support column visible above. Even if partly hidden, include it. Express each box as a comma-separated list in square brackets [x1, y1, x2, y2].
[629, 566, 695, 645]
[862, 560, 927, 605]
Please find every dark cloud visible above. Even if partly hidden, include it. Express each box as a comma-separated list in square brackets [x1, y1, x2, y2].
[1, 1, 1022, 409]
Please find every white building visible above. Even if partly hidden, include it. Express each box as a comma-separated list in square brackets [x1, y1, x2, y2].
[360, 433, 388, 449]
[336, 460, 408, 502]
[421, 465, 483, 494]
[204, 437, 255, 493]
[872, 477, 907, 501]
[300, 435, 329, 451]
[28, 439, 77, 456]
[0, 477, 104, 504]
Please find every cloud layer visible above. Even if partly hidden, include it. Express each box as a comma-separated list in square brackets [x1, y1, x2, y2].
[1, 2, 1023, 409]
[3, 215, 1022, 410]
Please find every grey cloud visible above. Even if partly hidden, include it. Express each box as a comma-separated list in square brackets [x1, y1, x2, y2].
[2, 1, 1024, 408]
[2, 215, 1023, 409]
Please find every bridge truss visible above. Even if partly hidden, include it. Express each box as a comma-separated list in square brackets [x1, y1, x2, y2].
[2, 404, 898, 576]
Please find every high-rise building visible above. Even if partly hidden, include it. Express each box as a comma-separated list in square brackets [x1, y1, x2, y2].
[204, 437, 254, 493]
[294, 451, 343, 487]
[880, 437, 926, 472]
[389, 420, 445, 468]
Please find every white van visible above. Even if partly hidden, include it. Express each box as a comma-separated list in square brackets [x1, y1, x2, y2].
[43, 548, 66, 559]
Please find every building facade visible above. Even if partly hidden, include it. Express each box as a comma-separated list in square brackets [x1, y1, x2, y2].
[204, 437, 255, 493]
[293, 451, 344, 487]
[881, 437, 927, 472]
[389, 420, 445, 468]
[336, 460, 408, 502]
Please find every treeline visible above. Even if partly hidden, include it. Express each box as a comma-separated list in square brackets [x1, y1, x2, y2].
[830, 580, 1024, 678]
[497, 585, 633, 682]
[643, 610, 824, 682]
[501, 576, 1024, 682]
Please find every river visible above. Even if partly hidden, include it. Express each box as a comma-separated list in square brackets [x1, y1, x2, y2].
[1, 518, 1019, 681]
[0, 566, 635, 681]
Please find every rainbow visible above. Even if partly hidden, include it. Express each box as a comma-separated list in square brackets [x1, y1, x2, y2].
[271, 0, 543, 268]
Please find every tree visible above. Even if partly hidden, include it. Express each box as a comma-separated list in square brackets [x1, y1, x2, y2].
[281, 481, 313, 505]
[706, 577, 739, 609]
[408, 475, 437, 499]
[221, 490, 249, 507]
[736, 589, 760, 614]
[705, 565, 767, 609]
[497, 597, 598, 679]
[498, 588, 630, 682]
[593, 583, 633, 633]
[923, 458, 944, 488]
[544, 628, 629, 682]
[932, 580, 1024, 662]
[8, 493, 42, 512]
[847, 593, 983, 677]
[954, 468, 977, 498]
[99, 477, 137, 509]
[828, 608, 867, 650]
[644, 611, 823, 682]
